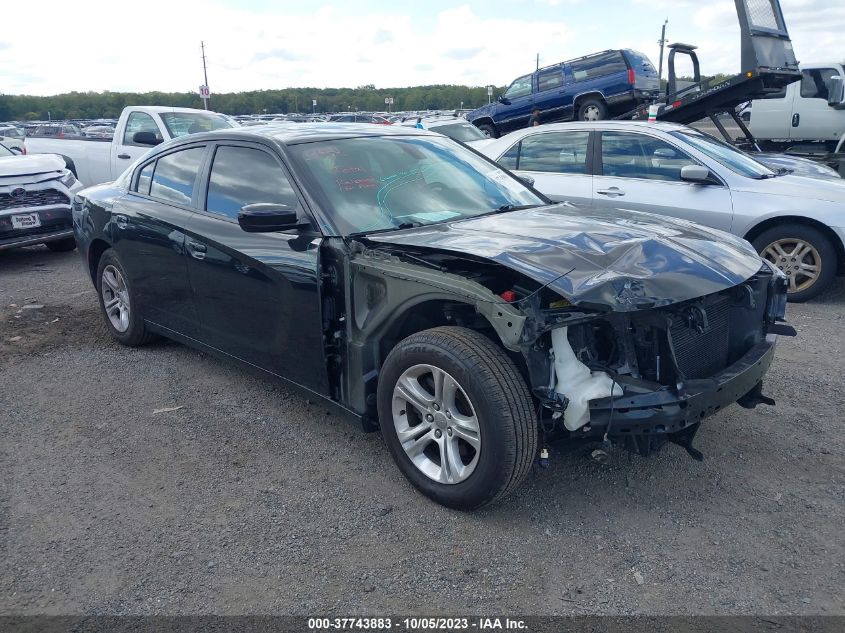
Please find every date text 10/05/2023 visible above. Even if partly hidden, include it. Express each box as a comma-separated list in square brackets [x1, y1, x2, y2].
[307, 617, 528, 630]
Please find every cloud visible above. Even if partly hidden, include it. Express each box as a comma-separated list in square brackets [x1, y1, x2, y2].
[373, 29, 393, 45]
[444, 48, 484, 61]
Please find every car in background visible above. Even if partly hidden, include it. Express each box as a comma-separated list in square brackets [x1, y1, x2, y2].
[25, 106, 237, 187]
[73, 123, 791, 509]
[329, 113, 391, 124]
[466, 49, 659, 138]
[84, 125, 116, 139]
[399, 116, 492, 149]
[480, 121, 845, 301]
[0, 125, 27, 154]
[29, 123, 84, 138]
[0, 141, 83, 252]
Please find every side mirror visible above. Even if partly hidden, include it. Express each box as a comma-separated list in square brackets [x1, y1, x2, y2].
[497, 95, 511, 106]
[237, 203, 309, 233]
[517, 174, 535, 187]
[132, 131, 162, 146]
[680, 165, 712, 183]
[827, 76, 844, 107]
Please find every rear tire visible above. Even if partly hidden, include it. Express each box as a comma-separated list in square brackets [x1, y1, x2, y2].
[476, 123, 498, 138]
[577, 99, 608, 121]
[377, 326, 537, 510]
[95, 249, 158, 346]
[45, 237, 76, 252]
[752, 223, 837, 302]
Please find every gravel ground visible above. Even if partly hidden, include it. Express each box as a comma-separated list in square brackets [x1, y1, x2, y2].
[1, 245, 843, 616]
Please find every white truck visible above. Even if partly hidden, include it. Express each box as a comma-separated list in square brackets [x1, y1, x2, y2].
[748, 62, 845, 171]
[25, 106, 237, 186]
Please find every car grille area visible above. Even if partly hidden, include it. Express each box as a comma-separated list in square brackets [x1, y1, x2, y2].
[669, 296, 732, 379]
[0, 188, 69, 211]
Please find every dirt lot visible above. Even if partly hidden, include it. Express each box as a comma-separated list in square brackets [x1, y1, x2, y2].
[1, 245, 843, 616]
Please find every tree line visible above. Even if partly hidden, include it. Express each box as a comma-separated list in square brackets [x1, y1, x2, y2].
[0, 85, 506, 121]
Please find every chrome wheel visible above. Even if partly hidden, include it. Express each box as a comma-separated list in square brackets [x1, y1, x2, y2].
[582, 105, 602, 121]
[101, 264, 131, 332]
[392, 364, 481, 484]
[761, 238, 821, 294]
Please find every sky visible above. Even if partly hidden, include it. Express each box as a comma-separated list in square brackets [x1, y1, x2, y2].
[0, 0, 841, 96]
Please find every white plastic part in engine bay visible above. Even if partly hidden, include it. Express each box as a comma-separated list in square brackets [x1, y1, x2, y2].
[551, 327, 623, 431]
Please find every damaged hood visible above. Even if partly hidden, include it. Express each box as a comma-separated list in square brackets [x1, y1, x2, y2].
[0, 154, 66, 179]
[364, 204, 764, 310]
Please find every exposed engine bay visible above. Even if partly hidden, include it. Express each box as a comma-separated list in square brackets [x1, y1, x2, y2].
[319, 236, 794, 460]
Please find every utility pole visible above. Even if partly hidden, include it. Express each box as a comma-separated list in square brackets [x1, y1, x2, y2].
[200, 41, 210, 110]
[536, 53, 540, 71]
[657, 19, 669, 88]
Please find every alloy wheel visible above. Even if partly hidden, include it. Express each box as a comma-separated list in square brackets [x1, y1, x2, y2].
[761, 238, 821, 293]
[391, 364, 481, 484]
[583, 105, 601, 121]
[101, 265, 131, 332]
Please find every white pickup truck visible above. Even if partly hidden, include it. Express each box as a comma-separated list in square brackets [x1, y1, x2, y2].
[748, 62, 845, 163]
[25, 106, 237, 186]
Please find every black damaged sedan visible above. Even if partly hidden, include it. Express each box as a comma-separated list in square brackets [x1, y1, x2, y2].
[72, 124, 793, 509]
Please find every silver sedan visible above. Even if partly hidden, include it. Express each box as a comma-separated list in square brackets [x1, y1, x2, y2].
[480, 121, 845, 301]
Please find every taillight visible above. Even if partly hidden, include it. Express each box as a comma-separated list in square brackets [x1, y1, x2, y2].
[500, 290, 517, 302]
[627, 68, 636, 85]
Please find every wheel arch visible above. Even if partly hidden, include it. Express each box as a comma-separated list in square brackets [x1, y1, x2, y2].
[573, 91, 607, 108]
[743, 215, 845, 275]
[87, 237, 112, 282]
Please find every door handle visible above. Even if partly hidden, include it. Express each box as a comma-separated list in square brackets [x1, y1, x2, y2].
[117, 153, 131, 159]
[114, 214, 128, 229]
[791, 113, 800, 127]
[597, 187, 625, 197]
[187, 240, 207, 260]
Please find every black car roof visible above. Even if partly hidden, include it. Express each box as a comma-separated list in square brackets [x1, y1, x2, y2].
[184, 122, 435, 147]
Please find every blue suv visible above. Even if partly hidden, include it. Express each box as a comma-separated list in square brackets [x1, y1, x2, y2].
[467, 49, 659, 137]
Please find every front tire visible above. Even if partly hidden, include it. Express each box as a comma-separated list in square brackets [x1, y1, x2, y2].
[752, 224, 836, 302]
[377, 326, 537, 510]
[476, 123, 498, 138]
[95, 249, 158, 346]
[45, 237, 76, 252]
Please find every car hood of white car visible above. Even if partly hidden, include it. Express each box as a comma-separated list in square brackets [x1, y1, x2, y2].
[0, 153, 66, 179]
[734, 173, 845, 204]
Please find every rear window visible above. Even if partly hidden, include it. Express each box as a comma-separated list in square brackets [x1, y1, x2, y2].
[149, 146, 206, 206]
[570, 51, 627, 81]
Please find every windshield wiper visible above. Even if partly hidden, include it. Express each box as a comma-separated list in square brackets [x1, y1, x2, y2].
[349, 220, 425, 237]
[491, 204, 542, 214]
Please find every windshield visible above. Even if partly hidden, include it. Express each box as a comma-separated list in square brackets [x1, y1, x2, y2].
[160, 112, 236, 138]
[433, 122, 487, 143]
[289, 135, 544, 235]
[672, 130, 775, 178]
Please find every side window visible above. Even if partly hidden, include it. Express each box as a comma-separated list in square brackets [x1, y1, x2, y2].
[136, 162, 154, 195]
[518, 132, 590, 174]
[537, 68, 564, 92]
[800, 68, 840, 100]
[123, 112, 162, 146]
[499, 142, 520, 169]
[206, 146, 297, 220]
[504, 75, 533, 100]
[571, 51, 627, 82]
[149, 146, 205, 206]
[601, 132, 697, 182]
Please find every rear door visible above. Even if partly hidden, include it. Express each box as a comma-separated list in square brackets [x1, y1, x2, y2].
[109, 144, 206, 337]
[748, 82, 795, 139]
[533, 67, 573, 123]
[790, 66, 844, 141]
[183, 142, 329, 393]
[569, 51, 629, 102]
[498, 130, 593, 205]
[592, 130, 734, 231]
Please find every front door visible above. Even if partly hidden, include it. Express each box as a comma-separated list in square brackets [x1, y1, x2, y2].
[790, 67, 844, 141]
[496, 74, 535, 134]
[592, 130, 734, 232]
[184, 142, 329, 394]
[111, 111, 165, 180]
